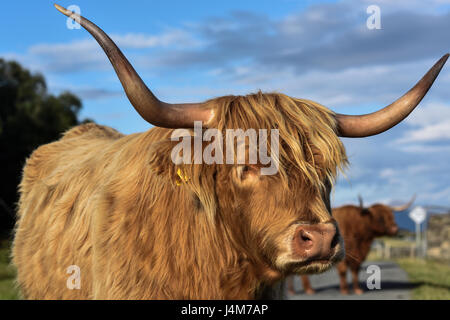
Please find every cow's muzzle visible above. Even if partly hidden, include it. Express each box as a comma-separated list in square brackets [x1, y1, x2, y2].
[389, 225, 399, 235]
[292, 222, 342, 262]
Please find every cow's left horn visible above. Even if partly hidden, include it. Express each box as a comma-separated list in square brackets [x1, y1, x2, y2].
[54, 4, 213, 128]
[336, 54, 448, 137]
[358, 194, 364, 209]
[391, 195, 416, 212]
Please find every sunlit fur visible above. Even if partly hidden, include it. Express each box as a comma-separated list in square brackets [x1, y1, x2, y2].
[12, 92, 347, 299]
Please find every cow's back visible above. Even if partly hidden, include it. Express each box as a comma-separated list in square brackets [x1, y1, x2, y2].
[12, 123, 127, 299]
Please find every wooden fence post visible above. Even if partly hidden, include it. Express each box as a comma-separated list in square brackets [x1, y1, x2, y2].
[384, 243, 390, 259]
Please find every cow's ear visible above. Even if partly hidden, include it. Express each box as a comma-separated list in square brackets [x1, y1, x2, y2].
[148, 138, 184, 183]
[148, 133, 210, 180]
[148, 135, 217, 219]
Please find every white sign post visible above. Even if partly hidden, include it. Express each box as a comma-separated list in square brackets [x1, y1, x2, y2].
[409, 206, 427, 258]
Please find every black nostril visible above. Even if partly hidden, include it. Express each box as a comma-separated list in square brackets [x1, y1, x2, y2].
[330, 230, 340, 248]
[299, 230, 312, 243]
[301, 234, 311, 242]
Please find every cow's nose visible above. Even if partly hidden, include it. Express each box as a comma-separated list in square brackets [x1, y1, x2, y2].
[390, 226, 399, 235]
[293, 223, 339, 260]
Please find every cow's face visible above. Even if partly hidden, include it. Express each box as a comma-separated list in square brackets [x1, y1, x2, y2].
[215, 152, 344, 278]
[367, 204, 399, 236]
[151, 110, 346, 281]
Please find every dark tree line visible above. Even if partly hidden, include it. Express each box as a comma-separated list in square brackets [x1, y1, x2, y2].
[0, 59, 85, 238]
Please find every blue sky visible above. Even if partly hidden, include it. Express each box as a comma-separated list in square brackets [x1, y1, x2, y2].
[2, 0, 450, 209]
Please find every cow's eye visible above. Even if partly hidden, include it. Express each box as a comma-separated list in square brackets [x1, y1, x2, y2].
[238, 165, 259, 182]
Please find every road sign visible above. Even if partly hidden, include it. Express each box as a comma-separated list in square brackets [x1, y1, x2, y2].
[409, 206, 427, 258]
[409, 206, 426, 224]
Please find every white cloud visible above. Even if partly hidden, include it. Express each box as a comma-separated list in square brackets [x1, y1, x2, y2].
[393, 103, 450, 145]
[380, 168, 396, 178]
[421, 186, 450, 202]
[28, 39, 106, 72]
[360, 0, 450, 13]
[398, 144, 450, 153]
[5, 29, 200, 74]
[404, 102, 450, 126]
[379, 165, 433, 182]
[112, 30, 201, 49]
[30, 39, 98, 55]
[220, 57, 449, 112]
[397, 121, 450, 143]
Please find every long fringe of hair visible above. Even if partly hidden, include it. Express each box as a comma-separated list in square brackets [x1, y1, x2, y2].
[206, 91, 348, 190]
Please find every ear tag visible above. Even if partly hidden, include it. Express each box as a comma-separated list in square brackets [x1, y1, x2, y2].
[176, 168, 190, 186]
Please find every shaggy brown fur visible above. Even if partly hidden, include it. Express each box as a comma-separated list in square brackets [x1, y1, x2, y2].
[12, 92, 347, 299]
[297, 203, 399, 295]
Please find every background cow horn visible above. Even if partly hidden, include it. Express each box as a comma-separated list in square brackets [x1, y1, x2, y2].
[358, 194, 364, 209]
[391, 194, 416, 212]
[335, 54, 449, 137]
[54, 4, 213, 128]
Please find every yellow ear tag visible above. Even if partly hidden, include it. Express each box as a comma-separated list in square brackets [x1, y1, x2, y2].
[176, 168, 190, 186]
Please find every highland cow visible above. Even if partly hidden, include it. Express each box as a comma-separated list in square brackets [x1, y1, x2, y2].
[11, 5, 448, 299]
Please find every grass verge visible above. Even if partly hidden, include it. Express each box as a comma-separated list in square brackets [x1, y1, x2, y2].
[397, 258, 450, 300]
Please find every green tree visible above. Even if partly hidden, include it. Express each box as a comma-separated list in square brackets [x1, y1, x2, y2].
[0, 59, 84, 237]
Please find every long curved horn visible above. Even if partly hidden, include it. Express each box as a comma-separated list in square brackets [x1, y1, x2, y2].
[336, 54, 449, 137]
[54, 4, 213, 128]
[391, 194, 416, 212]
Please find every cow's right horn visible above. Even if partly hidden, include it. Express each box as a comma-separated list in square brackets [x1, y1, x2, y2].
[54, 4, 213, 129]
[391, 194, 416, 212]
[336, 54, 448, 137]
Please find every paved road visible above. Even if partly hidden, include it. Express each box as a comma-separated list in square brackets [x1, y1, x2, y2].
[287, 261, 412, 300]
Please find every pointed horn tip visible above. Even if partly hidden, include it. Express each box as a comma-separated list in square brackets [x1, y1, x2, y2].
[435, 53, 449, 69]
[425, 54, 449, 80]
[54, 4, 69, 16]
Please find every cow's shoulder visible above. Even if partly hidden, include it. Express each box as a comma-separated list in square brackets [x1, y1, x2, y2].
[20, 123, 124, 199]
[62, 122, 124, 140]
